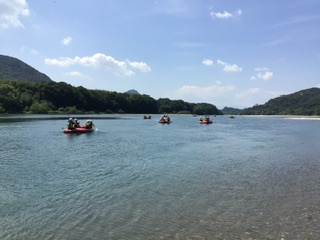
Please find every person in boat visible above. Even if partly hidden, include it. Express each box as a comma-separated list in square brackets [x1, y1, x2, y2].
[199, 117, 203, 122]
[162, 114, 170, 121]
[204, 115, 210, 122]
[85, 120, 93, 129]
[67, 118, 75, 129]
[74, 118, 80, 128]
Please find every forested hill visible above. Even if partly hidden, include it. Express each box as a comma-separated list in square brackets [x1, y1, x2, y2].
[0, 80, 222, 115]
[0, 54, 53, 83]
[241, 87, 320, 115]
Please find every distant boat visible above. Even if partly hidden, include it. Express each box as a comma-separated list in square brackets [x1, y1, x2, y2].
[229, 115, 235, 119]
[143, 115, 151, 119]
[159, 115, 171, 124]
[199, 116, 212, 124]
[199, 120, 213, 124]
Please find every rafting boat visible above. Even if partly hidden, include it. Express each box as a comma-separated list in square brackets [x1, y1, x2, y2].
[63, 126, 94, 134]
[159, 114, 171, 124]
[199, 120, 213, 124]
[159, 119, 171, 124]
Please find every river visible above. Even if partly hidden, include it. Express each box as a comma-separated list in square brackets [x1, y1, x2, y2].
[0, 114, 319, 239]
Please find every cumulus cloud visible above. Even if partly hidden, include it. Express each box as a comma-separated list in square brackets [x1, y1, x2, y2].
[126, 60, 151, 72]
[20, 45, 38, 55]
[173, 82, 284, 108]
[202, 58, 214, 66]
[250, 67, 274, 80]
[217, 59, 242, 72]
[45, 53, 151, 77]
[45, 57, 75, 67]
[66, 71, 93, 81]
[210, 9, 242, 19]
[0, 0, 30, 29]
[61, 36, 72, 46]
[175, 81, 235, 100]
[235, 88, 283, 106]
[66, 71, 83, 77]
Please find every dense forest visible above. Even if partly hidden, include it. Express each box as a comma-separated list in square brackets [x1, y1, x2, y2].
[241, 87, 320, 115]
[0, 80, 222, 115]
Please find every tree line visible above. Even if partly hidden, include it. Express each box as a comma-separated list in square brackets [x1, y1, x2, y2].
[0, 80, 222, 115]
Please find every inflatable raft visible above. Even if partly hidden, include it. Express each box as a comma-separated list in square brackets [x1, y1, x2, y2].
[63, 126, 94, 134]
[199, 120, 213, 124]
[159, 119, 171, 124]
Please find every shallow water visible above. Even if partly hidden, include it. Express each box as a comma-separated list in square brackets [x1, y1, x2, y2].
[0, 114, 320, 239]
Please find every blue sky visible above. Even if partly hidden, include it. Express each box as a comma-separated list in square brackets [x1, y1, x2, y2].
[1, 0, 320, 109]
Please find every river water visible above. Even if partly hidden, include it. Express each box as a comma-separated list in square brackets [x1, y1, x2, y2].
[0, 114, 319, 240]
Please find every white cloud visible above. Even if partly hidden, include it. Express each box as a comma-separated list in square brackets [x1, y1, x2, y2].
[211, 11, 232, 19]
[45, 53, 151, 77]
[66, 71, 83, 77]
[175, 81, 235, 100]
[251, 67, 274, 81]
[217, 59, 242, 72]
[258, 71, 273, 80]
[61, 36, 72, 46]
[235, 88, 283, 106]
[210, 9, 242, 19]
[45, 57, 75, 67]
[254, 67, 268, 72]
[202, 58, 214, 66]
[171, 82, 286, 108]
[20, 45, 38, 55]
[126, 60, 151, 72]
[66, 71, 93, 81]
[0, 0, 30, 29]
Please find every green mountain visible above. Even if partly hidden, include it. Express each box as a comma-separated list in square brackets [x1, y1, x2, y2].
[0, 54, 53, 83]
[241, 87, 320, 115]
[222, 107, 242, 115]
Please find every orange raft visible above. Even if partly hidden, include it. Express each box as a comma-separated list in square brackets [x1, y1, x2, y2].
[199, 120, 213, 124]
[63, 126, 94, 134]
[159, 119, 171, 124]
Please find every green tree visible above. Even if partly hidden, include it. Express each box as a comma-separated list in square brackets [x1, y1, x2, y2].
[29, 101, 53, 114]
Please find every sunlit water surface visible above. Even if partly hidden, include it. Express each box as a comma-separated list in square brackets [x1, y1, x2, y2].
[0, 114, 320, 239]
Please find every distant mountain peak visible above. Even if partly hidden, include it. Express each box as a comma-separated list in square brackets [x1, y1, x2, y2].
[125, 89, 140, 95]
